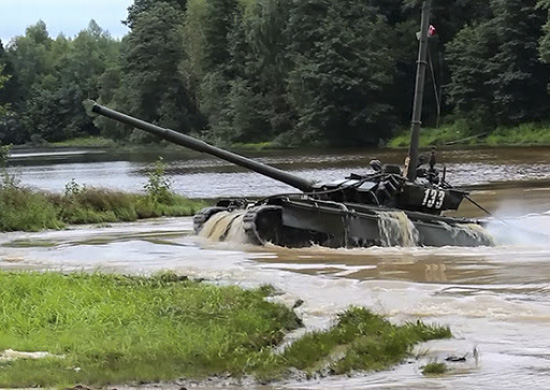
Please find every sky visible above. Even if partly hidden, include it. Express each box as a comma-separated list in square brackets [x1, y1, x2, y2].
[0, 0, 134, 44]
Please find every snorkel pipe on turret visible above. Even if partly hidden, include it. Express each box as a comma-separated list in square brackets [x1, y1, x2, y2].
[405, 0, 432, 182]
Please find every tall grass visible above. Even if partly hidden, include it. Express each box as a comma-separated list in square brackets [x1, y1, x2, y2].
[0, 185, 63, 231]
[485, 122, 550, 145]
[0, 157, 206, 231]
[387, 120, 477, 148]
[0, 185, 205, 231]
[422, 361, 448, 375]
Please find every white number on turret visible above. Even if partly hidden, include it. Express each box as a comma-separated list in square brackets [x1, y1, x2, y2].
[422, 189, 446, 209]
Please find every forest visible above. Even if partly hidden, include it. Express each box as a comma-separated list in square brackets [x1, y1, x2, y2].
[1, 0, 550, 147]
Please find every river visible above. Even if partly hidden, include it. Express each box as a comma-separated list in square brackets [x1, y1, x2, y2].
[3, 145, 550, 389]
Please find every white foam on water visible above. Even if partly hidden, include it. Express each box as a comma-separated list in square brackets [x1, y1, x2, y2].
[199, 210, 249, 244]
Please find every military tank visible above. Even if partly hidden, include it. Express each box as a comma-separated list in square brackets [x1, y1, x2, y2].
[87, 1, 493, 248]
[88, 100, 492, 248]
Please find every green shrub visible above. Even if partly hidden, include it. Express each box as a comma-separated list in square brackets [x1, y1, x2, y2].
[144, 157, 174, 205]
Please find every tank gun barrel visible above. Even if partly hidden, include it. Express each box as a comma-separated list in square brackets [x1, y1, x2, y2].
[88, 101, 317, 192]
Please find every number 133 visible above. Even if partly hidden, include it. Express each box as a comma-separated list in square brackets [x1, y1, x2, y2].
[422, 189, 445, 209]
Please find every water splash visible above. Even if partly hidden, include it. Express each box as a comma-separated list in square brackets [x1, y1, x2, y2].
[486, 213, 550, 246]
[458, 223, 495, 246]
[377, 211, 419, 247]
[224, 211, 248, 244]
[198, 211, 230, 241]
[199, 210, 248, 244]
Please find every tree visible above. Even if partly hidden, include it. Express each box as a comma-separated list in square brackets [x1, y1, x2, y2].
[539, 0, 550, 63]
[400, 1, 494, 127]
[448, 0, 550, 127]
[6, 21, 122, 143]
[0, 64, 9, 117]
[236, 0, 297, 139]
[116, 2, 203, 141]
[183, 0, 241, 141]
[0, 40, 20, 108]
[126, 0, 188, 28]
[55, 21, 120, 138]
[487, 0, 550, 124]
[285, 0, 397, 146]
[3, 22, 56, 143]
[6, 21, 54, 100]
[446, 21, 498, 128]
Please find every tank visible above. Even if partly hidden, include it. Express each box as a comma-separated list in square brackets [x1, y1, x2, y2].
[86, 1, 493, 248]
[88, 101, 492, 248]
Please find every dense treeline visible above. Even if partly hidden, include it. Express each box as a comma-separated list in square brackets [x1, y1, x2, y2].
[1, 0, 550, 147]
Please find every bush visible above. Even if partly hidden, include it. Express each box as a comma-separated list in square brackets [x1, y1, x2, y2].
[144, 157, 175, 205]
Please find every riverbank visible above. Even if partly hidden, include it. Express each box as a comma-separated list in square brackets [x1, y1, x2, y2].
[388, 121, 550, 148]
[15, 121, 550, 155]
[43, 136, 286, 153]
[0, 271, 451, 387]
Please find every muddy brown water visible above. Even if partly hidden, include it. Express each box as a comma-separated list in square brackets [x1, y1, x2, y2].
[4, 146, 550, 389]
[9, 145, 550, 198]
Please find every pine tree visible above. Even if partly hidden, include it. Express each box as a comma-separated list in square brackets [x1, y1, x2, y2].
[126, 0, 188, 28]
[117, 2, 202, 140]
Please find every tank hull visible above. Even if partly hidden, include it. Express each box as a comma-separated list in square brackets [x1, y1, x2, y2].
[194, 197, 493, 248]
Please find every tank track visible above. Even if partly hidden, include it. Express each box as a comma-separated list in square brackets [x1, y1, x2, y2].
[243, 203, 332, 247]
[242, 205, 283, 245]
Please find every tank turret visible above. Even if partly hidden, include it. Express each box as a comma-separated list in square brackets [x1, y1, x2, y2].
[88, 101, 466, 217]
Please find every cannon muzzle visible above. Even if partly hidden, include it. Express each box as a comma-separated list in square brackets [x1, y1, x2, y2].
[88, 101, 317, 192]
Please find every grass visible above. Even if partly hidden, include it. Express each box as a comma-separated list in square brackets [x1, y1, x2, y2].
[48, 187, 206, 225]
[50, 136, 117, 148]
[0, 272, 452, 387]
[387, 120, 480, 148]
[485, 122, 550, 145]
[276, 307, 451, 378]
[422, 362, 448, 375]
[0, 272, 301, 387]
[0, 184, 206, 231]
[388, 120, 550, 147]
[230, 142, 276, 151]
[0, 184, 65, 231]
